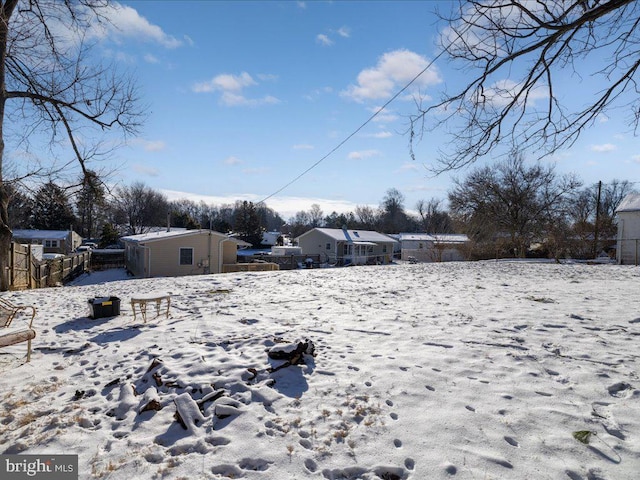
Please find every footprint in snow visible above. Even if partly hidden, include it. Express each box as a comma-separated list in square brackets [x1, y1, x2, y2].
[504, 436, 519, 447]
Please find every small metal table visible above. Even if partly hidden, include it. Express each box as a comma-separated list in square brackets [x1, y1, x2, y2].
[130, 294, 171, 323]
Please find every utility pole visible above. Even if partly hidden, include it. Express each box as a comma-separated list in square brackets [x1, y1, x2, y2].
[593, 180, 602, 259]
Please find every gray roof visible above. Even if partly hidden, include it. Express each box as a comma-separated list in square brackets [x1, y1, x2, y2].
[121, 229, 251, 247]
[12, 229, 73, 240]
[298, 228, 397, 243]
[616, 193, 640, 213]
[397, 233, 469, 244]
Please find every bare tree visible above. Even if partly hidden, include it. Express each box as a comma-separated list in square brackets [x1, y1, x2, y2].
[449, 154, 581, 257]
[0, 1, 144, 289]
[410, 0, 640, 171]
[379, 188, 412, 233]
[354, 205, 379, 230]
[112, 182, 169, 234]
[308, 204, 324, 228]
[568, 179, 636, 256]
[416, 198, 453, 233]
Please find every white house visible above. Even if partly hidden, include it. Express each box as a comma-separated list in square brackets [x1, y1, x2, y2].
[121, 229, 250, 278]
[296, 227, 396, 266]
[261, 231, 289, 247]
[396, 233, 470, 263]
[616, 193, 640, 265]
[12, 229, 82, 255]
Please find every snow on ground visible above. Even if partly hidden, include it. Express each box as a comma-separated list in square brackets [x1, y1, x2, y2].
[1, 261, 639, 480]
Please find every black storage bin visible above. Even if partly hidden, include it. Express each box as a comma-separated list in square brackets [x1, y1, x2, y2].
[88, 296, 121, 319]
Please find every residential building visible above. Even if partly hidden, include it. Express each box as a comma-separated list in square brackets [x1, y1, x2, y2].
[296, 227, 396, 266]
[121, 229, 250, 278]
[616, 193, 640, 265]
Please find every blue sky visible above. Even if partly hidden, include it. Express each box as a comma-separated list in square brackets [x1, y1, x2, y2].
[25, 1, 640, 219]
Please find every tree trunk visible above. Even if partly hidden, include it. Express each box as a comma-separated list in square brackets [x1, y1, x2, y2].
[0, 1, 19, 291]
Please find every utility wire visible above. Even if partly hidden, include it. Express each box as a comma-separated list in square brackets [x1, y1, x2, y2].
[258, 49, 446, 205]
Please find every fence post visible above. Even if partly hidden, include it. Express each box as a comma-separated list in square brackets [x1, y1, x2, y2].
[9, 242, 14, 288]
[27, 248, 33, 289]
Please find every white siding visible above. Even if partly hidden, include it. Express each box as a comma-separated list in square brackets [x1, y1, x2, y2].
[617, 211, 640, 265]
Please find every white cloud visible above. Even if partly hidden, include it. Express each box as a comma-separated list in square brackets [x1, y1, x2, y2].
[590, 143, 617, 153]
[316, 34, 333, 46]
[316, 27, 350, 47]
[220, 92, 280, 107]
[292, 144, 314, 150]
[144, 54, 160, 64]
[193, 72, 279, 106]
[337, 26, 350, 38]
[342, 49, 442, 102]
[398, 162, 420, 172]
[224, 156, 242, 165]
[632, 154, 640, 164]
[369, 107, 398, 123]
[89, 3, 184, 49]
[365, 131, 393, 139]
[304, 86, 333, 101]
[216, 72, 256, 92]
[476, 79, 548, 108]
[347, 149, 381, 160]
[205, 72, 257, 92]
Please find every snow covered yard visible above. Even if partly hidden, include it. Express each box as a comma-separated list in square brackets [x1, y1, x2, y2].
[0, 261, 638, 480]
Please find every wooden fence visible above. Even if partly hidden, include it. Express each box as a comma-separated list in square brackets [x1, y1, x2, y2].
[90, 249, 125, 270]
[242, 254, 322, 270]
[222, 262, 280, 273]
[7, 243, 91, 290]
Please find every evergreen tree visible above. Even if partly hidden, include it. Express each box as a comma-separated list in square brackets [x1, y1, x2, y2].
[6, 184, 33, 229]
[99, 223, 120, 248]
[32, 182, 77, 231]
[233, 200, 263, 247]
[76, 171, 106, 239]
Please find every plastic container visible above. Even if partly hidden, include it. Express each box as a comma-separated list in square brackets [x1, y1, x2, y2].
[88, 296, 121, 319]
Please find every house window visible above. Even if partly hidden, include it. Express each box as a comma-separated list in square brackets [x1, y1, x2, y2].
[179, 248, 193, 265]
[44, 240, 59, 248]
[382, 245, 387, 253]
[326, 243, 331, 250]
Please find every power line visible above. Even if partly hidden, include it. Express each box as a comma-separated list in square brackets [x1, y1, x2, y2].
[257, 49, 446, 205]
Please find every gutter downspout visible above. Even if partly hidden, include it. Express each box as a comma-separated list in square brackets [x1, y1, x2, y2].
[617, 219, 623, 264]
[217, 236, 227, 274]
[206, 229, 212, 274]
[141, 244, 151, 277]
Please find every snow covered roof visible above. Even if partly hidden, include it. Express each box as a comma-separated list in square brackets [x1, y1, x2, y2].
[121, 229, 242, 244]
[397, 233, 470, 244]
[616, 193, 640, 213]
[12, 229, 73, 240]
[299, 228, 397, 244]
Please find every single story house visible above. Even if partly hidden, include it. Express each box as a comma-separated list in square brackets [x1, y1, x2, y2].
[121, 229, 251, 278]
[261, 231, 290, 247]
[616, 193, 640, 265]
[12, 229, 82, 255]
[296, 227, 397, 266]
[395, 233, 470, 263]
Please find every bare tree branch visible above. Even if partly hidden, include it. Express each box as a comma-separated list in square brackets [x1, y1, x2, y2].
[411, 0, 639, 171]
[0, 0, 146, 290]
